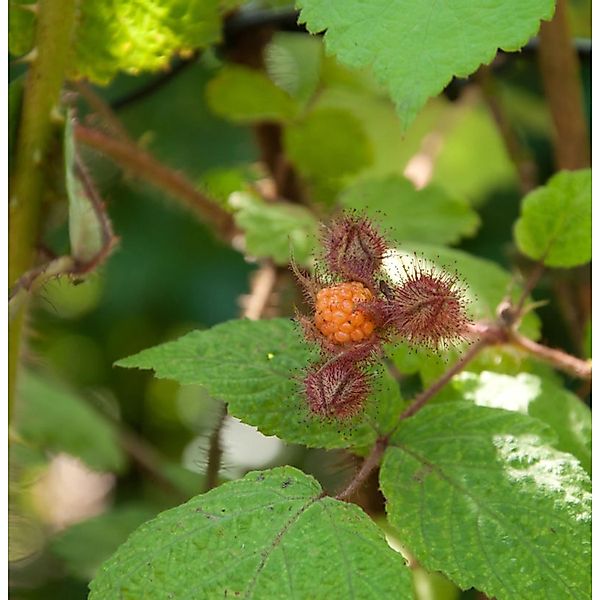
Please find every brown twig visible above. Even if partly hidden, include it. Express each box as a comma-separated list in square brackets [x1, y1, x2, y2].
[119, 428, 188, 503]
[513, 260, 545, 317]
[476, 65, 538, 194]
[74, 124, 235, 239]
[203, 403, 228, 492]
[396, 338, 491, 423]
[509, 330, 591, 380]
[72, 81, 133, 142]
[538, 0, 590, 170]
[336, 438, 387, 502]
[239, 262, 278, 320]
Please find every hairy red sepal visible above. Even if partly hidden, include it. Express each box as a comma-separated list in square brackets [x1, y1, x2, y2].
[303, 354, 372, 419]
[383, 266, 470, 349]
[322, 214, 388, 288]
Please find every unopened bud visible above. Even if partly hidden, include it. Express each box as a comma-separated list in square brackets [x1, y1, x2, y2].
[322, 214, 388, 288]
[303, 355, 371, 419]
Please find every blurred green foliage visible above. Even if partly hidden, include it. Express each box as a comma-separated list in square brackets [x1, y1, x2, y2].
[9, 1, 590, 598]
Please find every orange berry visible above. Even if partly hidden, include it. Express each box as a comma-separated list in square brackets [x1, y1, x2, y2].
[362, 321, 375, 336]
[314, 281, 376, 345]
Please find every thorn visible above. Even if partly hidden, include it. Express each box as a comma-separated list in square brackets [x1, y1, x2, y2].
[11, 1, 38, 14]
[50, 105, 65, 124]
[14, 46, 38, 64]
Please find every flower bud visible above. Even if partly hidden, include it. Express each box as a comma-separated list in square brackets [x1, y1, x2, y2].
[322, 214, 388, 288]
[303, 355, 371, 419]
[383, 265, 470, 348]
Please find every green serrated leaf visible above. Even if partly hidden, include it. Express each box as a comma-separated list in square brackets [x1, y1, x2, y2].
[229, 191, 319, 265]
[116, 318, 403, 450]
[76, 0, 221, 83]
[514, 169, 591, 267]
[297, 0, 554, 128]
[65, 115, 106, 264]
[16, 372, 125, 473]
[206, 64, 299, 123]
[451, 371, 591, 474]
[51, 505, 158, 579]
[265, 32, 323, 105]
[284, 107, 372, 184]
[380, 402, 591, 600]
[341, 175, 480, 245]
[89, 467, 412, 599]
[10, 0, 223, 83]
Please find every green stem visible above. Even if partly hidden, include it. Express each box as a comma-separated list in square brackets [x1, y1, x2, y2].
[9, 0, 77, 418]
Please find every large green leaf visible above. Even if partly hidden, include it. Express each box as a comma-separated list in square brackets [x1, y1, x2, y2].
[341, 175, 480, 245]
[229, 191, 319, 266]
[116, 319, 404, 450]
[206, 64, 299, 123]
[10, 0, 222, 84]
[297, 0, 554, 128]
[89, 467, 412, 599]
[380, 403, 591, 600]
[514, 169, 592, 267]
[451, 370, 591, 474]
[51, 505, 158, 579]
[16, 372, 125, 473]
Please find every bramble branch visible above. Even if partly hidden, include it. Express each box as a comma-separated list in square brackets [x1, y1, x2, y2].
[203, 403, 228, 493]
[509, 331, 591, 380]
[538, 0, 590, 170]
[9, 0, 77, 418]
[74, 125, 235, 240]
[396, 338, 491, 423]
[336, 437, 387, 502]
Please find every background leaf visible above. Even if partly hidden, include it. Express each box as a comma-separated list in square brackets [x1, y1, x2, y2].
[10, 0, 223, 84]
[8, 1, 36, 57]
[116, 318, 404, 450]
[265, 32, 323, 105]
[206, 64, 299, 123]
[284, 107, 372, 185]
[16, 372, 125, 473]
[380, 402, 591, 600]
[297, 0, 554, 127]
[514, 169, 592, 267]
[89, 467, 412, 599]
[341, 175, 480, 245]
[229, 191, 319, 266]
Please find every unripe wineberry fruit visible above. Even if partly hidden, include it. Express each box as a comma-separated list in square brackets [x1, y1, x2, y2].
[314, 282, 375, 344]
